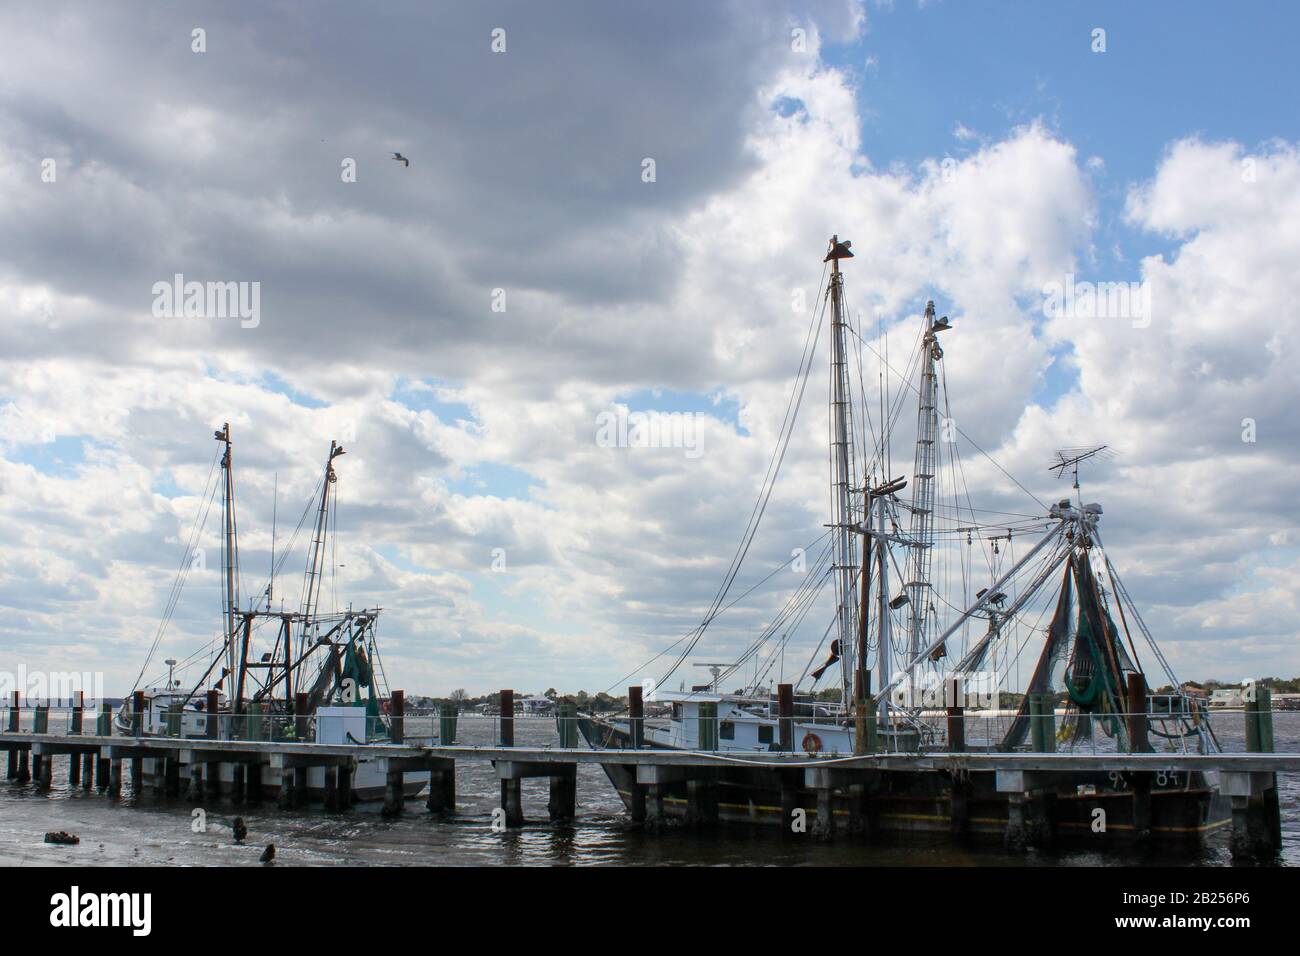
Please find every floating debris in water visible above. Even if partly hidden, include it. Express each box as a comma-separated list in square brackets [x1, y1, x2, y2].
[44, 831, 79, 845]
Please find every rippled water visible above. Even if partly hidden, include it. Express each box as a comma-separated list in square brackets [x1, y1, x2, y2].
[3, 712, 1296, 866]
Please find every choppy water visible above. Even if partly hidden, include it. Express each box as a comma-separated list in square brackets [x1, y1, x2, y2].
[3, 713, 1297, 866]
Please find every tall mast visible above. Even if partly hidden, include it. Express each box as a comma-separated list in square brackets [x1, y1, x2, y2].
[215, 422, 239, 691]
[299, 440, 345, 650]
[902, 302, 949, 701]
[825, 236, 859, 696]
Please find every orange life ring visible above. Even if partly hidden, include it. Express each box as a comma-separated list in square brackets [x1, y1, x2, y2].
[801, 732, 823, 754]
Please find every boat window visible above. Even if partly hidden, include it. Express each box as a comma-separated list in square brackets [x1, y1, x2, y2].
[758, 725, 774, 744]
[720, 721, 735, 740]
[672, 703, 682, 721]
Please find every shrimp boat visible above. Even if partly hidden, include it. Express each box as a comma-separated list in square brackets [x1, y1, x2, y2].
[117, 425, 423, 802]
[578, 236, 1230, 844]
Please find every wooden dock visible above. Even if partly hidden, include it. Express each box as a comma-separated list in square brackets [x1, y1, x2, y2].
[2, 685, 1295, 860]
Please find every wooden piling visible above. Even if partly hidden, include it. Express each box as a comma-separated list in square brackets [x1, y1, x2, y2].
[165, 757, 181, 797]
[1126, 672, 1148, 753]
[232, 763, 246, 804]
[777, 683, 794, 752]
[557, 702, 577, 748]
[498, 689, 514, 747]
[502, 777, 524, 827]
[389, 690, 404, 744]
[187, 760, 203, 801]
[425, 763, 456, 814]
[109, 758, 122, 798]
[628, 685, 644, 749]
[293, 767, 308, 807]
[247, 761, 263, 805]
[628, 781, 647, 824]
[132, 690, 145, 736]
[547, 765, 577, 823]
[811, 785, 834, 840]
[5, 692, 16, 779]
[130, 756, 142, 794]
[16, 748, 29, 783]
[95, 747, 109, 792]
[294, 692, 309, 742]
[335, 763, 350, 809]
[37, 751, 53, 791]
[438, 702, 457, 745]
[97, 701, 111, 737]
[71, 691, 84, 735]
[685, 779, 718, 828]
[946, 702, 965, 753]
[206, 759, 222, 799]
[206, 689, 220, 739]
[81, 752, 93, 790]
[69, 746, 81, 786]
[382, 768, 404, 817]
[323, 765, 339, 810]
[278, 767, 295, 808]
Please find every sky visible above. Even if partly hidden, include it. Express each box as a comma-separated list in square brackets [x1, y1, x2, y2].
[1, 0, 1298, 699]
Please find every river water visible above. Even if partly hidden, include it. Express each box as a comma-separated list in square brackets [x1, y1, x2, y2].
[2, 712, 1296, 866]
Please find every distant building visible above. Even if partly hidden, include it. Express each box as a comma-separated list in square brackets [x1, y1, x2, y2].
[1208, 688, 1243, 709]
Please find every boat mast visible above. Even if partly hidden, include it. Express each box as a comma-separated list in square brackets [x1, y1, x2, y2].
[299, 441, 345, 655]
[215, 423, 239, 693]
[902, 302, 949, 702]
[825, 236, 860, 700]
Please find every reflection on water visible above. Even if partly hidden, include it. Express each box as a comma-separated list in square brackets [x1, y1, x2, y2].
[2, 713, 1296, 866]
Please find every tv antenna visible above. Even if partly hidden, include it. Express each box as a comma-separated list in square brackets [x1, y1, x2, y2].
[1050, 445, 1115, 500]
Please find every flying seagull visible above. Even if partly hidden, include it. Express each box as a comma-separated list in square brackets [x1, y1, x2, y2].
[392, 152, 410, 167]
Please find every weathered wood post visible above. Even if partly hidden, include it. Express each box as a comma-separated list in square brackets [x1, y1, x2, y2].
[323, 765, 339, 811]
[81, 752, 94, 790]
[499, 689, 514, 746]
[247, 701, 264, 741]
[187, 756, 204, 801]
[1029, 694, 1055, 753]
[946, 677, 965, 753]
[132, 690, 145, 736]
[426, 759, 456, 814]
[335, 760, 351, 810]
[1126, 673, 1148, 753]
[95, 703, 111, 790]
[206, 690, 220, 739]
[231, 762, 246, 803]
[547, 764, 577, 823]
[68, 691, 84, 787]
[5, 692, 17, 779]
[389, 690, 404, 744]
[628, 685, 644, 749]
[32, 703, 48, 785]
[946, 678, 968, 837]
[557, 701, 577, 748]
[499, 690, 522, 826]
[1231, 685, 1281, 860]
[778, 683, 794, 752]
[294, 692, 309, 742]
[381, 692, 406, 817]
[438, 702, 458, 745]
[109, 757, 122, 798]
[246, 759, 263, 805]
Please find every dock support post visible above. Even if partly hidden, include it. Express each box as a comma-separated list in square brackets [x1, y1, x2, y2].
[37, 751, 53, 791]
[949, 773, 970, 838]
[187, 760, 204, 801]
[165, 757, 180, 797]
[628, 685, 644, 749]
[382, 768, 404, 818]
[426, 763, 455, 814]
[109, 758, 122, 798]
[1131, 772, 1152, 843]
[129, 756, 142, 794]
[1005, 793, 1029, 850]
[811, 785, 835, 841]
[548, 765, 577, 823]
[698, 701, 718, 751]
[645, 783, 666, 830]
[1231, 687, 1281, 860]
[206, 760, 222, 799]
[232, 764, 246, 804]
[95, 751, 108, 791]
[780, 773, 800, 835]
[247, 761, 263, 805]
[5, 692, 17, 779]
[501, 777, 524, 828]
[81, 753, 94, 790]
[152, 758, 166, 796]
[132, 690, 145, 736]
[206, 690, 220, 740]
[684, 779, 718, 828]
[323, 766, 339, 811]
[335, 763, 350, 809]
[31, 704, 48, 785]
[16, 748, 30, 783]
[69, 749, 81, 787]
[278, 768, 295, 809]
[293, 767, 308, 807]
[778, 683, 794, 752]
[946, 687, 965, 753]
[628, 781, 647, 824]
